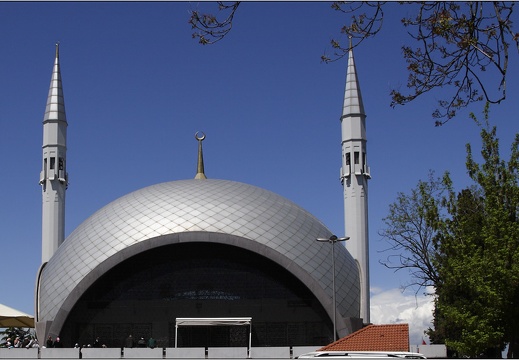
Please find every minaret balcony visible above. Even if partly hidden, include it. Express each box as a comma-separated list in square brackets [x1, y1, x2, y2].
[353, 165, 371, 179]
[341, 166, 351, 179]
[364, 166, 371, 179]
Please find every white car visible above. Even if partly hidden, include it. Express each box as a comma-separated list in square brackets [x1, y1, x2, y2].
[296, 351, 426, 359]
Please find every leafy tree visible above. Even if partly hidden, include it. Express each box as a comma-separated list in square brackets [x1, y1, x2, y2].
[188, 2, 519, 125]
[433, 186, 505, 358]
[460, 107, 519, 358]
[445, 111, 517, 357]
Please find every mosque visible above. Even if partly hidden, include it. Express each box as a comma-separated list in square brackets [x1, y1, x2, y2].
[35, 44, 371, 349]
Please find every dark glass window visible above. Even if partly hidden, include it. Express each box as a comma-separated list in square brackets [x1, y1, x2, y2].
[60, 242, 333, 348]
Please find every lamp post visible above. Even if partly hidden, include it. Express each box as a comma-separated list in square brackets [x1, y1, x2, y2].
[316, 234, 350, 342]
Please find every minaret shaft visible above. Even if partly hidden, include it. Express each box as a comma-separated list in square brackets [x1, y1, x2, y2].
[340, 48, 370, 324]
[41, 44, 68, 263]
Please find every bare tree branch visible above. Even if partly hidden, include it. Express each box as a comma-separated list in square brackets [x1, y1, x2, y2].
[189, 2, 241, 45]
[378, 171, 449, 292]
[391, 2, 518, 125]
[188, 2, 519, 125]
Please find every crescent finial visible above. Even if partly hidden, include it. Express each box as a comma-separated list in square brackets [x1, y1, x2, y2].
[195, 131, 206, 141]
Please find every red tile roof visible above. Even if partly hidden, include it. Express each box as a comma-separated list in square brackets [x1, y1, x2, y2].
[319, 324, 410, 352]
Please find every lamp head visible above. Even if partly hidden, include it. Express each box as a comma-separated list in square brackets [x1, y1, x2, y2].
[316, 235, 350, 243]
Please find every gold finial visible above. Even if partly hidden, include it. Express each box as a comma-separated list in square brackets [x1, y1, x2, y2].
[194, 131, 207, 179]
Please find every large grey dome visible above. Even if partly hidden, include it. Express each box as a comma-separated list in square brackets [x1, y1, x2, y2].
[37, 179, 360, 333]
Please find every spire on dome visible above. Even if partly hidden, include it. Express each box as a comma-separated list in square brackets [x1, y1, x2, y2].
[43, 42, 67, 123]
[194, 131, 207, 179]
[341, 41, 365, 119]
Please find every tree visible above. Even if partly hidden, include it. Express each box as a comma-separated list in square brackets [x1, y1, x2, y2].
[432, 186, 506, 358]
[381, 106, 519, 357]
[460, 108, 519, 358]
[379, 171, 448, 291]
[188, 2, 519, 125]
[431, 109, 519, 357]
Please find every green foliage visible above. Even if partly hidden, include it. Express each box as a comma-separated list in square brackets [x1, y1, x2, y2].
[434, 106, 519, 357]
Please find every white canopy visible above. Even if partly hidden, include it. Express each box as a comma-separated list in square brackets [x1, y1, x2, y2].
[176, 317, 251, 327]
[175, 317, 252, 351]
[0, 303, 35, 328]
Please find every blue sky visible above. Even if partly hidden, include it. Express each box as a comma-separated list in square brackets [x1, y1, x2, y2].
[1, 2, 518, 346]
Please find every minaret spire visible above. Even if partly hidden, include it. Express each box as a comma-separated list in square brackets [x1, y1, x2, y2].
[194, 131, 207, 179]
[342, 41, 365, 119]
[340, 44, 371, 324]
[40, 43, 68, 263]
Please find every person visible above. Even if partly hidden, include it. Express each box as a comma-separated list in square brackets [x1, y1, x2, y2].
[53, 337, 63, 348]
[147, 337, 156, 349]
[13, 337, 22, 348]
[46, 336, 54, 348]
[93, 337, 101, 348]
[22, 336, 31, 348]
[125, 334, 134, 348]
[26, 336, 39, 348]
[137, 337, 146, 348]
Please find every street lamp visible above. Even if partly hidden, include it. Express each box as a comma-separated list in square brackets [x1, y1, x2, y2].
[316, 235, 350, 342]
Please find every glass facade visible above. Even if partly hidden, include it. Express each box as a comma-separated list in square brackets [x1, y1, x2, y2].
[60, 242, 333, 348]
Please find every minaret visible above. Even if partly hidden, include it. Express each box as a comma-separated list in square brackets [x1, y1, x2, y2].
[40, 43, 68, 263]
[340, 44, 371, 323]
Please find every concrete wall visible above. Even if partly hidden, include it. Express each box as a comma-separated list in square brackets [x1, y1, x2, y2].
[411, 344, 447, 358]
[0, 346, 320, 359]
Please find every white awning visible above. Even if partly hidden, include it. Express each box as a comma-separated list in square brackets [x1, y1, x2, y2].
[175, 317, 252, 355]
[176, 317, 252, 327]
